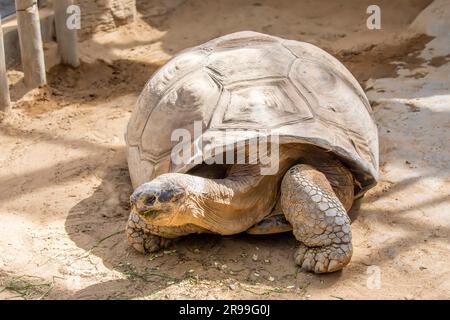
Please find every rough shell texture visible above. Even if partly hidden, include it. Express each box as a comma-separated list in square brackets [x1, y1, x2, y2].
[126, 31, 379, 194]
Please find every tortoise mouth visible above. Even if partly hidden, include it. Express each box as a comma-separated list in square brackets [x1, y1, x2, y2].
[141, 208, 170, 217]
[132, 204, 165, 216]
[131, 205, 178, 226]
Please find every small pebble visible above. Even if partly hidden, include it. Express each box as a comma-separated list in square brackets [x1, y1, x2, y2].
[229, 283, 238, 290]
[252, 254, 258, 261]
[268, 276, 275, 282]
[388, 247, 396, 258]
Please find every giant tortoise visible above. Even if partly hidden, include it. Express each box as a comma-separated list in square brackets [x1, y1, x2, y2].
[125, 31, 378, 273]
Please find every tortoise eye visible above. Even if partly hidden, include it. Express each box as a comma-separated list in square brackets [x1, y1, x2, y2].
[144, 195, 156, 206]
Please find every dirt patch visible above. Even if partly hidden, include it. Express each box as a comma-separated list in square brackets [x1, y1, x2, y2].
[13, 60, 162, 117]
[335, 34, 434, 84]
[428, 54, 450, 67]
[137, 0, 433, 54]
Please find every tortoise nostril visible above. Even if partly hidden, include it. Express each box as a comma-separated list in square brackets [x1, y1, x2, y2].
[144, 195, 156, 206]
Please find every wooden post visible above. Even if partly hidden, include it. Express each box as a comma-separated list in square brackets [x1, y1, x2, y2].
[15, 0, 47, 88]
[0, 14, 11, 112]
[54, 0, 80, 67]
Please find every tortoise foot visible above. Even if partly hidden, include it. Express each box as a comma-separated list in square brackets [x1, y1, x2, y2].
[281, 164, 354, 273]
[295, 243, 353, 273]
[126, 212, 171, 253]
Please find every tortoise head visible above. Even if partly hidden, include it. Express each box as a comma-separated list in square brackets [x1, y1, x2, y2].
[130, 173, 198, 226]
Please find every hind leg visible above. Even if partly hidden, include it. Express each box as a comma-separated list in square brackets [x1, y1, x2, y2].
[281, 164, 353, 273]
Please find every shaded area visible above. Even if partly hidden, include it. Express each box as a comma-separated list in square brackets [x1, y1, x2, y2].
[335, 34, 433, 83]
[136, 0, 432, 52]
[136, 0, 433, 85]
[0, 121, 125, 203]
[10, 59, 162, 115]
[0, 0, 15, 18]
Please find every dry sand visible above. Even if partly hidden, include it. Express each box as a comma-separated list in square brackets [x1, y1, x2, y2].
[0, 0, 449, 299]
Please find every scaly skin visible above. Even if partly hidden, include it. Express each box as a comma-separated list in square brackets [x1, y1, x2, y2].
[126, 212, 172, 253]
[126, 211, 208, 253]
[281, 164, 353, 273]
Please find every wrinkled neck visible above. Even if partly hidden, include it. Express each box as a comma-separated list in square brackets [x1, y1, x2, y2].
[168, 146, 306, 233]
[174, 165, 278, 234]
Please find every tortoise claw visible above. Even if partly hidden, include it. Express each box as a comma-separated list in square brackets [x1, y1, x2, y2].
[294, 243, 352, 273]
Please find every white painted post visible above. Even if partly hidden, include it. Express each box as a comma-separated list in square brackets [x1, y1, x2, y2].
[0, 14, 11, 112]
[15, 0, 47, 88]
[54, 0, 80, 67]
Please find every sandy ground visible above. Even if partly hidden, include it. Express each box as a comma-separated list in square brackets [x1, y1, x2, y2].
[0, 0, 449, 299]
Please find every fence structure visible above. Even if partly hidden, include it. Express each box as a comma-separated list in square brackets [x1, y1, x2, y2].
[0, 0, 80, 113]
[0, 13, 11, 112]
[15, 0, 47, 88]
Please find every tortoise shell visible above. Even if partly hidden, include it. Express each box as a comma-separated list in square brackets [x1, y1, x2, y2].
[126, 31, 378, 196]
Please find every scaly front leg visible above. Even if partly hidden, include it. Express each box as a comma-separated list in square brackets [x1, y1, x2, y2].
[281, 164, 353, 273]
[126, 212, 172, 253]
